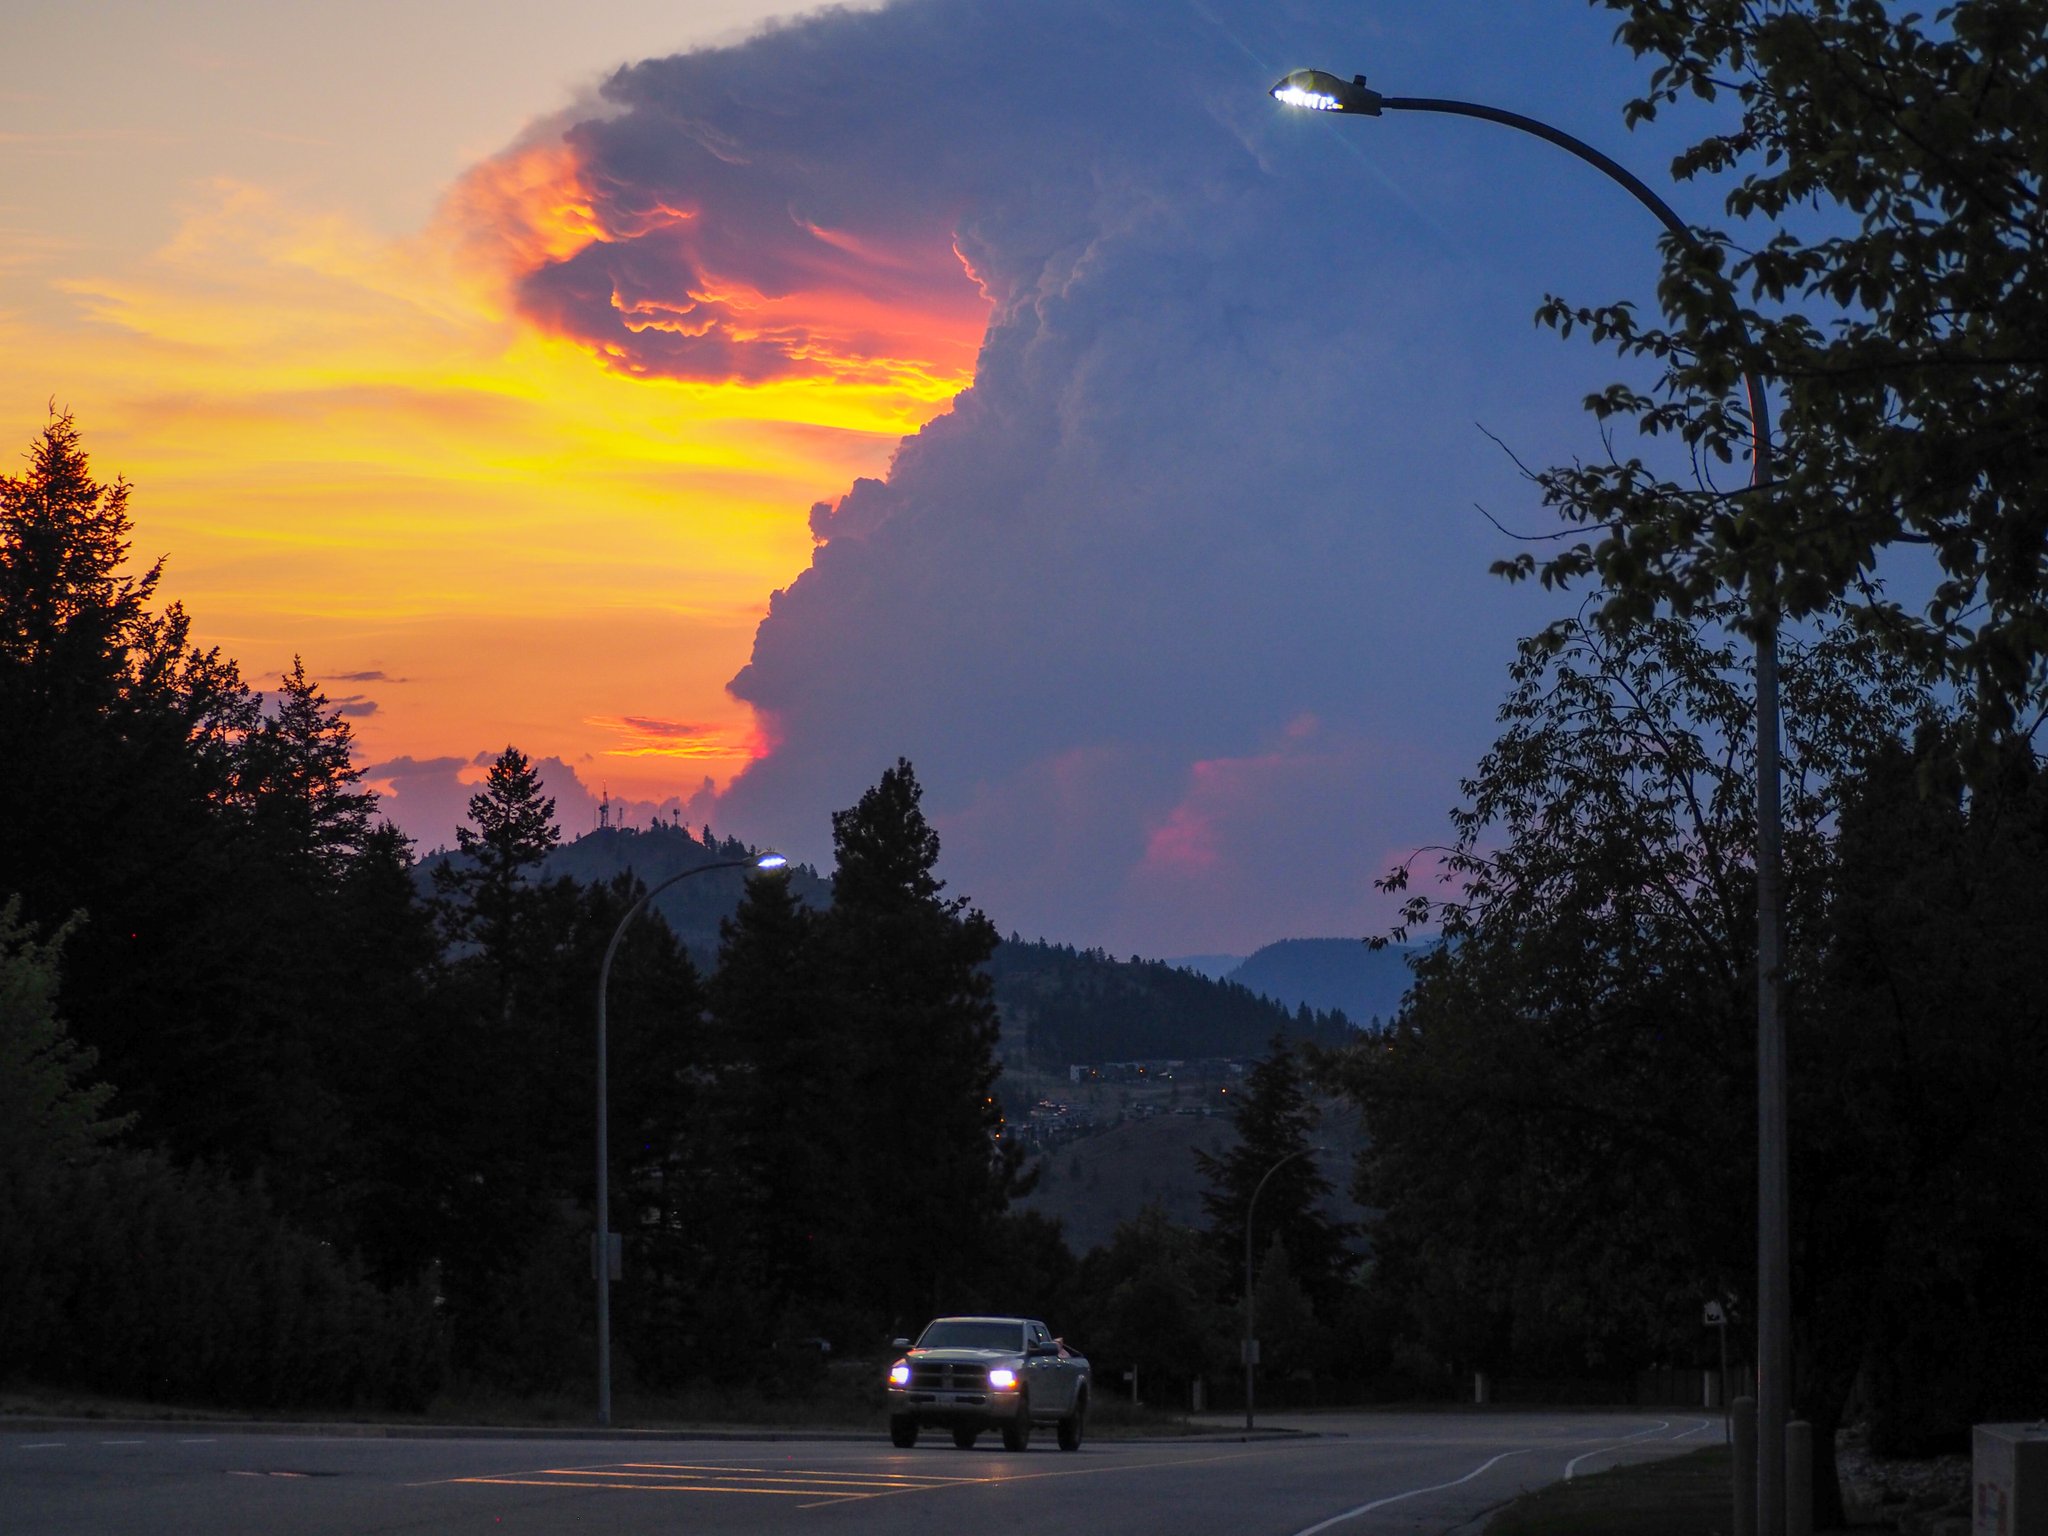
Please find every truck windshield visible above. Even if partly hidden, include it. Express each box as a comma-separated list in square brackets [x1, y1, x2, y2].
[917, 1320, 1025, 1351]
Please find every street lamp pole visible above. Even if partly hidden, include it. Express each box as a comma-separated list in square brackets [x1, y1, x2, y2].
[1271, 71, 1785, 1536]
[1243, 1145, 1320, 1431]
[594, 850, 788, 1427]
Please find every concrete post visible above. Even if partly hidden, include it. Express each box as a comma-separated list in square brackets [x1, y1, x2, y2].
[1733, 1396, 1758, 1536]
[1786, 1419, 1812, 1536]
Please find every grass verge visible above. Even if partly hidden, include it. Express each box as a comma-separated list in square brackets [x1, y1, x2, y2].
[1484, 1445, 1732, 1536]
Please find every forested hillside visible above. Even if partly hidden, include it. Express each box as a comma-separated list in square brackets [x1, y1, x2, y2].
[987, 940, 1355, 1066]
[437, 831, 1364, 1065]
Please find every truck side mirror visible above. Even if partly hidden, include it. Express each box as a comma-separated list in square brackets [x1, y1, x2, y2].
[892, 1337, 911, 1349]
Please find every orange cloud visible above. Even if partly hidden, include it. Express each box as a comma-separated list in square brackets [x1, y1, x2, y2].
[591, 713, 768, 763]
[443, 125, 989, 389]
[2, 159, 987, 840]
[439, 136, 622, 282]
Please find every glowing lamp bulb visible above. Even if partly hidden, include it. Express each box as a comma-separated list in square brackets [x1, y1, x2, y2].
[1274, 85, 1339, 111]
[1269, 69, 1384, 117]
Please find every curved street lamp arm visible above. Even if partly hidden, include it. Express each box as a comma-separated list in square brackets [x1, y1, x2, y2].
[1380, 95, 1771, 483]
[597, 856, 765, 984]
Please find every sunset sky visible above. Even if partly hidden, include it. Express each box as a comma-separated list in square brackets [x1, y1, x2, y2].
[4, 0, 1734, 957]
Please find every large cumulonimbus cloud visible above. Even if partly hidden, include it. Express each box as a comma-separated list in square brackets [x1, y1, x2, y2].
[460, 0, 1653, 954]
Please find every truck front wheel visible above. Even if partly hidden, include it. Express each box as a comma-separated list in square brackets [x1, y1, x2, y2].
[1057, 1391, 1086, 1452]
[1001, 1392, 1032, 1452]
[889, 1417, 919, 1449]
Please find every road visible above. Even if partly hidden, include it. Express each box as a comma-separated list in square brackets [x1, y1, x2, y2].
[2, 1409, 1719, 1536]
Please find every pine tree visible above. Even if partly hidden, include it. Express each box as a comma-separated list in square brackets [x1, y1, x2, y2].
[1196, 1035, 1352, 1315]
[428, 746, 578, 1375]
[705, 867, 841, 1338]
[321, 824, 453, 1288]
[822, 760, 1022, 1330]
[435, 745, 561, 967]
[234, 657, 378, 883]
[0, 411, 263, 1164]
[0, 897, 129, 1178]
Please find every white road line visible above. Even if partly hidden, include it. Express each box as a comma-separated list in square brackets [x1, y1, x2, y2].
[16, 1443, 65, 1450]
[1674, 1418, 1716, 1440]
[1287, 1448, 1534, 1536]
[98, 1440, 148, 1446]
[179, 1438, 218, 1444]
[1566, 1419, 1683, 1480]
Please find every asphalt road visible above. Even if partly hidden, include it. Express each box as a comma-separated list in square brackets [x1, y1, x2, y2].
[2, 1409, 1720, 1536]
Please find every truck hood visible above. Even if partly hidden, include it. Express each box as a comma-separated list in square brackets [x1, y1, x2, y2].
[906, 1347, 1017, 1365]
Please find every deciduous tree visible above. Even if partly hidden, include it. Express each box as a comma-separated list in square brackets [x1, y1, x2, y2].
[1332, 597, 1934, 1521]
[1517, 0, 2048, 748]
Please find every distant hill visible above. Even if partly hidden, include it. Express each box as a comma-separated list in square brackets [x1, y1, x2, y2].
[421, 828, 1361, 1062]
[544, 823, 830, 968]
[419, 822, 831, 970]
[1162, 953, 1246, 980]
[1225, 938, 1422, 1028]
[988, 941, 1354, 1068]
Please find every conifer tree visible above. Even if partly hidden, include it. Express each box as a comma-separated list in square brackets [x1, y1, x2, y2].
[435, 745, 562, 967]
[429, 746, 578, 1374]
[822, 760, 1022, 1329]
[234, 657, 378, 883]
[1196, 1035, 1352, 1315]
[0, 412, 261, 1163]
[706, 867, 841, 1336]
[0, 897, 128, 1179]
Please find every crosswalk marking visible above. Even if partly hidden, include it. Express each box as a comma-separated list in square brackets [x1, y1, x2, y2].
[453, 1460, 990, 1505]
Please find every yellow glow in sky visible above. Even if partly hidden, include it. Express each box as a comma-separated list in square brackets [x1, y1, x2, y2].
[2, 2, 979, 829]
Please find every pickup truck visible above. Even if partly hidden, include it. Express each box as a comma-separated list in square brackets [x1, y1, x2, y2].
[885, 1315, 1090, 1452]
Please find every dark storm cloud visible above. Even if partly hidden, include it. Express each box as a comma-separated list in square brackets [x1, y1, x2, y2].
[477, 0, 1670, 951]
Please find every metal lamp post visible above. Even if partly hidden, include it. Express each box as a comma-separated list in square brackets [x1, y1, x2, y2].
[1243, 1145, 1321, 1431]
[594, 849, 789, 1427]
[1270, 70, 1785, 1536]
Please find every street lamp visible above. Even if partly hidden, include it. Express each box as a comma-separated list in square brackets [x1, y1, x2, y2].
[1243, 1144, 1322, 1431]
[1271, 71, 1787, 1536]
[594, 849, 790, 1427]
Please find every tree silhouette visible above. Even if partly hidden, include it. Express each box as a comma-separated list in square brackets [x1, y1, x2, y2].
[0, 897, 128, 1179]
[1521, 1, 2048, 751]
[822, 759, 1023, 1329]
[1196, 1034, 1351, 1315]
[1332, 598, 1941, 1523]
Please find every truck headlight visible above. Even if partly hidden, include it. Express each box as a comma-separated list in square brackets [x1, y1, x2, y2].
[987, 1368, 1018, 1391]
[888, 1362, 911, 1387]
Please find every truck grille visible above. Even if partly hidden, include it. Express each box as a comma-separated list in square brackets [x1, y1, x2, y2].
[909, 1363, 988, 1391]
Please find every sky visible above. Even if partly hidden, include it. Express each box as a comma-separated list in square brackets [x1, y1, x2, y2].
[3, 0, 1739, 959]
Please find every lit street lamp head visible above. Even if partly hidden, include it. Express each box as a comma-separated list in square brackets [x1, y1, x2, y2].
[1270, 70, 1383, 116]
[753, 852, 789, 871]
